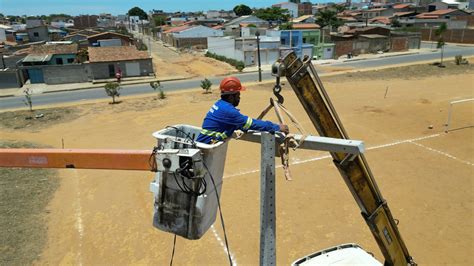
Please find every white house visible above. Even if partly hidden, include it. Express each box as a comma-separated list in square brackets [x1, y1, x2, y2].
[272, 2, 299, 18]
[208, 30, 281, 67]
[173, 25, 224, 38]
[0, 24, 13, 42]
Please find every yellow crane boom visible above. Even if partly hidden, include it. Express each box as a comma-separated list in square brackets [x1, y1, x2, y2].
[276, 52, 416, 266]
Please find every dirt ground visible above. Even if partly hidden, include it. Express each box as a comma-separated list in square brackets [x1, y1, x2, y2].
[1, 66, 473, 265]
[151, 42, 237, 79]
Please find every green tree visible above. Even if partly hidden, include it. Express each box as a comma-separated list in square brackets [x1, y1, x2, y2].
[104, 82, 121, 104]
[435, 23, 447, 67]
[280, 22, 293, 30]
[128, 7, 148, 20]
[316, 9, 343, 42]
[233, 4, 252, 16]
[150, 81, 166, 99]
[200, 78, 212, 94]
[391, 18, 402, 28]
[254, 7, 290, 23]
[153, 16, 166, 26]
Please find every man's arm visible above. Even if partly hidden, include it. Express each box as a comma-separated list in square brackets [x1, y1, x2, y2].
[226, 109, 285, 133]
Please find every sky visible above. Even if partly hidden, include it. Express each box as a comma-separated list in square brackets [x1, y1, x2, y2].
[1, 0, 329, 16]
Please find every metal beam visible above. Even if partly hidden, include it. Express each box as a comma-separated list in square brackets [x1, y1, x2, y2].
[0, 149, 153, 171]
[236, 131, 365, 155]
[260, 132, 276, 266]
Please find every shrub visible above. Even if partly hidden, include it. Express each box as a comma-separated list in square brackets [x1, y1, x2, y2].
[22, 88, 33, 112]
[201, 78, 212, 93]
[104, 82, 121, 104]
[205, 52, 245, 72]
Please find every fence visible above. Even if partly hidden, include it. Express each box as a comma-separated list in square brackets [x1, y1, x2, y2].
[420, 28, 474, 44]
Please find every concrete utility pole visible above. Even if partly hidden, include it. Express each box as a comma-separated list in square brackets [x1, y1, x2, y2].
[256, 31, 262, 82]
[0, 53, 5, 69]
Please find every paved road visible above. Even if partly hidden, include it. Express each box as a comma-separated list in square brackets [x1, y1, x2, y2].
[332, 43, 474, 69]
[1, 43, 472, 110]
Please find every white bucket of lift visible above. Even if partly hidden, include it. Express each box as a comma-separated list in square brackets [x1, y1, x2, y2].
[150, 124, 229, 239]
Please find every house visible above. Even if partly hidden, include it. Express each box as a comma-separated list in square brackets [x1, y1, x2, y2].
[272, 2, 299, 18]
[298, 2, 313, 16]
[206, 10, 236, 19]
[162, 25, 223, 48]
[369, 17, 392, 25]
[280, 30, 315, 59]
[64, 33, 89, 42]
[207, 31, 281, 66]
[392, 4, 415, 13]
[223, 15, 269, 36]
[292, 23, 320, 30]
[27, 25, 50, 42]
[292, 15, 316, 24]
[416, 9, 471, 19]
[19, 43, 85, 84]
[26, 19, 44, 28]
[73, 15, 98, 29]
[0, 24, 13, 42]
[87, 46, 153, 79]
[360, 8, 394, 20]
[87, 32, 134, 47]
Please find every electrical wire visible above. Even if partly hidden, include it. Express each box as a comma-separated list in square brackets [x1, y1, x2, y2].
[169, 234, 177, 266]
[203, 161, 233, 266]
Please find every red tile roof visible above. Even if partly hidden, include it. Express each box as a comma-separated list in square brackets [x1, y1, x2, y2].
[88, 46, 150, 62]
[29, 44, 78, 55]
[426, 9, 458, 15]
[292, 23, 320, 29]
[393, 4, 412, 9]
[163, 25, 193, 34]
[369, 17, 391, 25]
[392, 11, 416, 17]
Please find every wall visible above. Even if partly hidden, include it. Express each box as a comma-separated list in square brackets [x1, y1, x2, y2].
[89, 59, 153, 80]
[207, 37, 244, 61]
[0, 29, 6, 42]
[174, 26, 223, 38]
[174, 37, 208, 49]
[0, 69, 21, 89]
[335, 40, 353, 58]
[42, 64, 88, 84]
[391, 37, 409, 52]
[420, 28, 474, 44]
[48, 54, 77, 65]
[27, 26, 49, 42]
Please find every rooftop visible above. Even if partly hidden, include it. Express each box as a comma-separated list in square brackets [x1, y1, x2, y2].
[292, 23, 321, 29]
[88, 46, 149, 63]
[29, 43, 78, 55]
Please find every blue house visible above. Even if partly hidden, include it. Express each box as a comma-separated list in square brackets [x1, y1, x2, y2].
[20, 43, 79, 83]
[280, 30, 314, 59]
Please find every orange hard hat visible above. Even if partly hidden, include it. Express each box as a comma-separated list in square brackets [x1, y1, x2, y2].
[220, 77, 246, 94]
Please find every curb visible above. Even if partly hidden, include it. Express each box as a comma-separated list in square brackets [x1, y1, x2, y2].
[0, 94, 15, 98]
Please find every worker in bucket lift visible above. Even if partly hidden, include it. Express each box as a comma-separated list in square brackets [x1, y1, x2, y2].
[196, 77, 289, 144]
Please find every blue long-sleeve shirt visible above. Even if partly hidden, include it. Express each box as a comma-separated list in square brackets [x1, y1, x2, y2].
[196, 99, 280, 144]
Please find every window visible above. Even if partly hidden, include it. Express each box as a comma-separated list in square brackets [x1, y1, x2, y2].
[33, 32, 39, 37]
[67, 58, 74, 63]
[56, 58, 63, 65]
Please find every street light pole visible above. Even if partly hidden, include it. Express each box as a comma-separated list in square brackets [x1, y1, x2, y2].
[256, 31, 262, 82]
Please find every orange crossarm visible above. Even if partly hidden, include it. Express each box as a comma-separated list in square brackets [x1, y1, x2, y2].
[0, 149, 154, 171]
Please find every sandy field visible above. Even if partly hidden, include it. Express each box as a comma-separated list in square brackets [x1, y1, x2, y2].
[1, 68, 473, 265]
[151, 42, 237, 79]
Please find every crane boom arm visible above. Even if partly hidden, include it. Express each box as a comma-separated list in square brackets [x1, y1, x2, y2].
[278, 52, 415, 266]
[0, 148, 154, 171]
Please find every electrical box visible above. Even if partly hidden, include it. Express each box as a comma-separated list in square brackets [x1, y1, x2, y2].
[150, 125, 229, 239]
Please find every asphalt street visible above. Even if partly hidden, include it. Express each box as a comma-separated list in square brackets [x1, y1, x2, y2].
[1, 43, 473, 110]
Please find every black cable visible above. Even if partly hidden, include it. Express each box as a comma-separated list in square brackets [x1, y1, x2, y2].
[169, 234, 177, 266]
[203, 162, 233, 266]
[165, 126, 197, 148]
